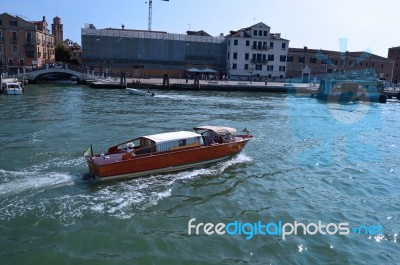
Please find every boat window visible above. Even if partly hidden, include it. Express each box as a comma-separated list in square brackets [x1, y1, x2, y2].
[156, 137, 202, 152]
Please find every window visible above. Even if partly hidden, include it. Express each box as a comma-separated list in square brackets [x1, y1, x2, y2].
[0, 44, 3, 53]
[256, 64, 262, 70]
[267, 65, 274, 71]
[253, 41, 257, 48]
[27, 32, 32, 43]
[268, 54, 274, 61]
[279, 66, 286, 71]
[233, 52, 237, 59]
[8, 58, 13, 65]
[258, 30, 262, 36]
[246, 40, 250, 46]
[381, 63, 384, 69]
[310, 58, 317, 64]
[270, 42, 274, 48]
[11, 31, 17, 42]
[227, 52, 230, 60]
[234, 39, 238, 46]
[12, 45, 18, 53]
[0, 58, 2, 65]
[263, 31, 268, 37]
[245, 53, 249, 60]
[280, 55, 287, 62]
[334, 59, 338, 65]
[232, 63, 237, 70]
[372, 63, 375, 67]
[19, 58, 24, 65]
[282, 43, 286, 49]
[287, 55, 293, 62]
[349, 61, 352, 66]
[10, 20, 17, 27]
[253, 30, 257, 36]
[244, 64, 249, 70]
[299, 56, 305, 63]
[0, 20, 2, 26]
[228, 40, 230, 45]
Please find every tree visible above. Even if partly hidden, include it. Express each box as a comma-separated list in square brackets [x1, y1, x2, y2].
[55, 44, 71, 63]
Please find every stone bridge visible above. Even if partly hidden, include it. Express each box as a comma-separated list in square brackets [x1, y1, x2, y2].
[23, 66, 100, 83]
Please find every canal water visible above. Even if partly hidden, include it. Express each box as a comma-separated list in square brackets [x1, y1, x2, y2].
[0, 83, 399, 264]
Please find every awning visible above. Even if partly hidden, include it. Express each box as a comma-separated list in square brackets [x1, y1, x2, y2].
[186, 67, 202, 73]
[193, 126, 237, 135]
[201, 68, 217, 73]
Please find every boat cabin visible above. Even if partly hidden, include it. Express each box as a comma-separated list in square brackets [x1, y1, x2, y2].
[137, 131, 203, 154]
[194, 126, 237, 145]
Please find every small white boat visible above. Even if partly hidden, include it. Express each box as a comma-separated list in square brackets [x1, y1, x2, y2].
[1, 82, 23, 95]
[126, 88, 155, 97]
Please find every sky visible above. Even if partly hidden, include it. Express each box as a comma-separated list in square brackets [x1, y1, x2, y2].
[2, 0, 399, 58]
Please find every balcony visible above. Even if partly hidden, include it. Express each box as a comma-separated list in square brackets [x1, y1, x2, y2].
[252, 45, 268, 51]
[37, 39, 41, 45]
[251, 59, 268, 64]
[38, 52, 42, 58]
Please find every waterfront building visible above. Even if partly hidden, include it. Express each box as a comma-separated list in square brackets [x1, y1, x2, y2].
[225, 22, 289, 81]
[81, 24, 226, 77]
[387, 46, 400, 84]
[63, 39, 82, 65]
[287, 47, 394, 82]
[0, 13, 56, 74]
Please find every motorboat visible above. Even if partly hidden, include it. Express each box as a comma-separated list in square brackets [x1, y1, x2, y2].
[126, 88, 155, 97]
[1, 82, 23, 95]
[83, 126, 252, 181]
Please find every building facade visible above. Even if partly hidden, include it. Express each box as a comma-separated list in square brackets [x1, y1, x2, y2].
[81, 24, 227, 77]
[0, 13, 55, 73]
[225, 22, 289, 81]
[387, 46, 400, 84]
[288, 47, 394, 82]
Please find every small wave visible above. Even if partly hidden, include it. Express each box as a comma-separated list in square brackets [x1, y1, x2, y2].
[0, 153, 252, 223]
[0, 171, 75, 197]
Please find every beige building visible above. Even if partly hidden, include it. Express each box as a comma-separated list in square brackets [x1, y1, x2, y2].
[0, 13, 55, 73]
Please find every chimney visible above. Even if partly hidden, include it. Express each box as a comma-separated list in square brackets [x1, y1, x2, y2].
[42, 16, 46, 22]
[304, 46, 308, 51]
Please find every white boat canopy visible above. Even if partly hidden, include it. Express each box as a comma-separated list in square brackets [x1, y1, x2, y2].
[194, 126, 237, 135]
[142, 131, 202, 144]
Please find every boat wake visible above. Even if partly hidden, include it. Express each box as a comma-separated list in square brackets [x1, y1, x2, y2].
[0, 154, 252, 224]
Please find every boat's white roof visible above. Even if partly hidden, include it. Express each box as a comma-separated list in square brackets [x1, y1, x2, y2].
[143, 131, 201, 143]
[3, 82, 21, 86]
[193, 126, 237, 135]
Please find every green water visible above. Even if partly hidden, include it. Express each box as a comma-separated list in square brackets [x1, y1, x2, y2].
[0, 83, 399, 264]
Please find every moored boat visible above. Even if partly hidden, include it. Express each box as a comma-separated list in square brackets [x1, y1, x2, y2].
[126, 88, 155, 97]
[1, 82, 23, 95]
[316, 79, 387, 103]
[83, 126, 252, 181]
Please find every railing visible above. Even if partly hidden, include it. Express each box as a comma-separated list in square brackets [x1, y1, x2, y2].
[252, 45, 268, 51]
[251, 59, 268, 64]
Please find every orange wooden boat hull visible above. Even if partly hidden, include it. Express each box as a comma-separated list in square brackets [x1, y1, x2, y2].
[86, 136, 251, 181]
